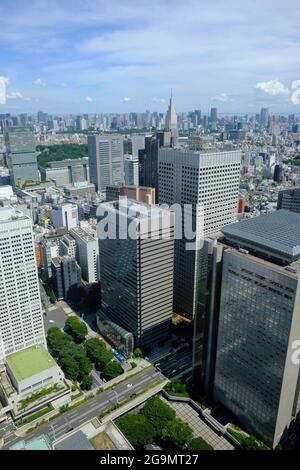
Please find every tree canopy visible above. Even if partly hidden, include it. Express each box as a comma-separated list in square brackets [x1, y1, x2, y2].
[116, 414, 155, 448]
[102, 360, 123, 381]
[161, 418, 193, 449]
[141, 397, 175, 437]
[84, 337, 105, 362]
[65, 316, 88, 342]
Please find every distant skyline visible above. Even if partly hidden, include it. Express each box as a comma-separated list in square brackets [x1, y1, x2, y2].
[0, 0, 300, 114]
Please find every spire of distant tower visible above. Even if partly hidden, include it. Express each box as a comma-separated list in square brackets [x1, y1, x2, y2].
[165, 90, 178, 145]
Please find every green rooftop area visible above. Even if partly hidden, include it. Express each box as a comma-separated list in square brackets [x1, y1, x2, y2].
[6, 346, 57, 382]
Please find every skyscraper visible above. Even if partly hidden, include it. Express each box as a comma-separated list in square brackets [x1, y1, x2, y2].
[88, 134, 124, 192]
[0, 207, 45, 363]
[138, 131, 171, 202]
[210, 107, 217, 123]
[260, 107, 269, 127]
[98, 199, 174, 347]
[158, 146, 241, 319]
[165, 91, 178, 145]
[213, 210, 300, 448]
[5, 127, 39, 187]
[124, 155, 139, 186]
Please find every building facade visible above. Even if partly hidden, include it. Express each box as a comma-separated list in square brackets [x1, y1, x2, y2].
[52, 203, 79, 230]
[0, 207, 46, 362]
[213, 210, 300, 448]
[277, 186, 300, 213]
[5, 127, 39, 187]
[70, 227, 100, 283]
[88, 134, 124, 192]
[98, 199, 174, 348]
[158, 147, 241, 319]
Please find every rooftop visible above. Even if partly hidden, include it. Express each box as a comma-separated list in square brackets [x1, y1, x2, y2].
[222, 209, 300, 262]
[6, 346, 57, 382]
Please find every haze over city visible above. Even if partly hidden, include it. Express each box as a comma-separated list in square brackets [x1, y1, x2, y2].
[0, 0, 300, 113]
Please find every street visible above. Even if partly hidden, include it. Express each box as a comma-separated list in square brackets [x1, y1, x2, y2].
[2, 366, 161, 450]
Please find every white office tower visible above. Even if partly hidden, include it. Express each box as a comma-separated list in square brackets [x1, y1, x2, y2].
[70, 227, 100, 283]
[0, 207, 45, 363]
[158, 147, 241, 319]
[88, 134, 124, 193]
[52, 203, 79, 230]
[98, 199, 174, 347]
[124, 155, 139, 186]
[131, 134, 146, 158]
[165, 91, 178, 145]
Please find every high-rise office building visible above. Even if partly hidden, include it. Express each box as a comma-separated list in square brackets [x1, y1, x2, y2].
[124, 155, 139, 186]
[98, 199, 174, 347]
[277, 186, 300, 213]
[260, 107, 269, 127]
[0, 207, 45, 363]
[5, 127, 39, 187]
[88, 134, 124, 192]
[51, 256, 81, 300]
[213, 210, 300, 448]
[210, 107, 217, 123]
[52, 203, 79, 231]
[158, 147, 241, 319]
[70, 227, 100, 283]
[131, 134, 147, 159]
[138, 131, 171, 202]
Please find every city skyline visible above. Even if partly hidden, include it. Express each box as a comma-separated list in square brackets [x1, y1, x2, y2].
[0, 0, 300, 113]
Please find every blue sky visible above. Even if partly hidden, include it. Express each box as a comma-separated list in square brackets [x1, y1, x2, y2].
[0, 0, 300, 114]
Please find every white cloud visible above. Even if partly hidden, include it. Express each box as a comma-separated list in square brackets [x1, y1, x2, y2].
[255, 79, 289, 95]
[152, 97, 165, 104]
[34, 78, 46, 86]
[212, 93, 230, 102]
[85, 96, 93, 102]
[292, 80, 300, 90]
[7, 91, 23, 99]
[291, 80, 300, 105]
[122, 96, 131, 103]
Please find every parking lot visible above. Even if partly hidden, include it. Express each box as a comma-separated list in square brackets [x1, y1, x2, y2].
[42, 304, 70, 332]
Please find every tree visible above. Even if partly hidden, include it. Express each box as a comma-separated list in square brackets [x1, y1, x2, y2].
[142, 397, 175, 437]
[116, 414, 155, 448]
[60, 354, 80, 381]
[102, 360, 123, 381]
[49, 289, 57, 304]
[80, 375, 93, 390]
[162, 418, 193, 449]
[95, 348, 113, 370]
[188, 437, 213, 451]
[77, 355, 93, 380]
[84, 337, 105, 362]
[65, 316, 88, 342]
[47, 327, 73, 358]
[133, 347, 143, 358]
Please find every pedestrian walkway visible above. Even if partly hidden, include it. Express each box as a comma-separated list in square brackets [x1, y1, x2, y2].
[161, 398, 234, 450]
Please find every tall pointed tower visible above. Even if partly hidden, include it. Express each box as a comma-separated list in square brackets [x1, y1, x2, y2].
[165, 90, 178, 145]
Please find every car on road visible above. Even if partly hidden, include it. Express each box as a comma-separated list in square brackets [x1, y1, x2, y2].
[49, 320, 55, 324]
[127, 383, 133, 388]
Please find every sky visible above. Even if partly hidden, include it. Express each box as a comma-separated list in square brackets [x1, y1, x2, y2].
[0, 0, 300, 114]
